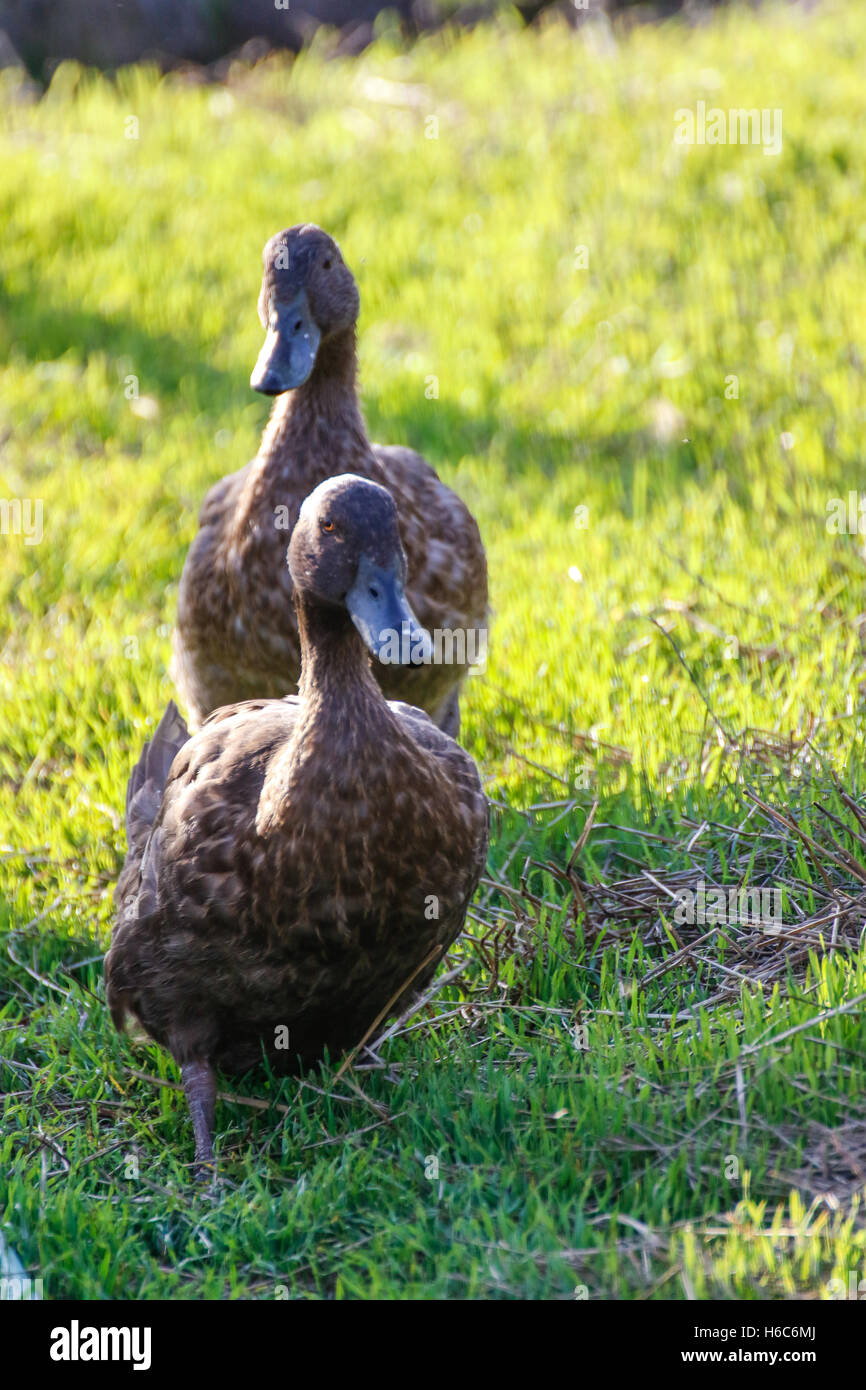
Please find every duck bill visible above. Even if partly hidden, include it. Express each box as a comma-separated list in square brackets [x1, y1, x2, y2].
[250, 293, 322, 395]
[346, 560, 433, 667]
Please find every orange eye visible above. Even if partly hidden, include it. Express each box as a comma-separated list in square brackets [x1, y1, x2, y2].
[322, 520, 334, 532]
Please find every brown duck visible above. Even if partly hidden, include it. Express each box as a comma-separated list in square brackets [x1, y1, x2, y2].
[106, 475, 489, 1170]
[172, 223, 488, 737]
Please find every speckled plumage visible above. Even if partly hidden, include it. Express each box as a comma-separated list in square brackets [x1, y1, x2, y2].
[107, 476, 489, 1167]
[172, 224, 488, 734]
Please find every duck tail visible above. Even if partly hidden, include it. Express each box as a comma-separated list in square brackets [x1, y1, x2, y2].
[125, 701, 190, 852]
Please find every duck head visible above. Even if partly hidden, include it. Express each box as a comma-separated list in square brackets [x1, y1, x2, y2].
[288, 475, 432, 666]
[251, 225, 360, 395]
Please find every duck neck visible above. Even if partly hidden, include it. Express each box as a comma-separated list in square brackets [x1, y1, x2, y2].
[259, 592, 396, 834]
[294, 590, 386, 723]
[259, 325, 371, 483]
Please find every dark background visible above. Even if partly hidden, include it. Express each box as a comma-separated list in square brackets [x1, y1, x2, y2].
[0, 0, 755, 79]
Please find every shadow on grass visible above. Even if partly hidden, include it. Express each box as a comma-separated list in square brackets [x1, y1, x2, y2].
[367, 391, 699, 497]
[1, 278, 699, 502]
[0, 283, 241, 415]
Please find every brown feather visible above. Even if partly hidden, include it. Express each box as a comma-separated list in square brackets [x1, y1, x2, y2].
[107, 478, 489, 1144]
[171, 226, 488, 734]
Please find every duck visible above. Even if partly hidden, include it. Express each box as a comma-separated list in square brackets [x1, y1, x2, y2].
[171, 223, 488, 738]
[106, 474, 489, 1170]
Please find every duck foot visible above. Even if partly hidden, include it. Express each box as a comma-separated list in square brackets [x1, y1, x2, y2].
[181, 1060, 216, 1177]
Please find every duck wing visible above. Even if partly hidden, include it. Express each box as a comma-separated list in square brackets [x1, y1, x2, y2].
[107, 701, 191, 1031]
[197, 460, 252, 528]
[123, 701, 190, 856]
[387, 697, 490, 954]
[371, 444, 488, 633]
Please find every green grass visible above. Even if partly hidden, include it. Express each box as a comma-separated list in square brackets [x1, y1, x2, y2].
[3, 0, 866, 1299]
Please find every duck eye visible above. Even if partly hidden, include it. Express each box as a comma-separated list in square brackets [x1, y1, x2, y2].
[323, 258, 332, 270]
[322, 519, 334, 533]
